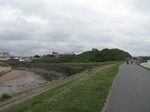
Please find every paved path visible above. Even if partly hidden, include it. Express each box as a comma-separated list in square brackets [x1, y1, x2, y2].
[105, 63, 150, 112]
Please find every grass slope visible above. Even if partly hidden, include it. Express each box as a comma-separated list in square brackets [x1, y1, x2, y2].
[1, 63, 121, 112]
[0, 62, 9, 67]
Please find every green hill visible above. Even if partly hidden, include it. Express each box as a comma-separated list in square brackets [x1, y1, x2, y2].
[73, 48, 131, 62]
[32, 48, 131, 63]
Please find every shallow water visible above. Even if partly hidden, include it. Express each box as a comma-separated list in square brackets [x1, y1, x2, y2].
[0, 71, 46, 96]
[141, 60, 150, 68]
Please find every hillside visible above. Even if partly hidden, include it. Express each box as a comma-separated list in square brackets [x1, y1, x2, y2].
[32, 48, 131, 63]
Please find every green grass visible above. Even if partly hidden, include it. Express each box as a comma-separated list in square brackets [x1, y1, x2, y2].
[1, 63, 122, 112]
[31, 57, 61, 63]
[61, 61, 119, 64]
[0, 62, 9, 67]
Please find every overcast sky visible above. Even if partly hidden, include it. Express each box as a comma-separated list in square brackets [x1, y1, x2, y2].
[0, 0, 150, 56]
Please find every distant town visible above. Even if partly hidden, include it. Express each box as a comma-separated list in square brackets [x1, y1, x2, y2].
[0, 50, 150, 63]
[0, 52, 75, 62]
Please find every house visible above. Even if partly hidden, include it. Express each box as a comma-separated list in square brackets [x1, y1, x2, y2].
[0, 52, 11, 61]
[52, 52, 75, 58]
[11, 56, 34, 62]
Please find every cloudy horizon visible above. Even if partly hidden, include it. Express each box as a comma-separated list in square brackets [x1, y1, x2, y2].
[0, 0, 150, 56]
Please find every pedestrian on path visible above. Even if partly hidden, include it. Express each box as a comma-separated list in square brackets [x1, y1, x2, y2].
[130, 58, 134, 64]
[125, 57, 130, 64]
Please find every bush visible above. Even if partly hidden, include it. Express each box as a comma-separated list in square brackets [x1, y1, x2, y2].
[58, 66, 86, 76]
[2, 93, 12, 99]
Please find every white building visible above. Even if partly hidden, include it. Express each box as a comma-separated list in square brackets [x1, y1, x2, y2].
[0, 52, 11, 61]
[12, 56, 33, 62]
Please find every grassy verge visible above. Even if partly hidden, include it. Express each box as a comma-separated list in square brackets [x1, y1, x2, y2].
[1, 63, 122, 112]
[60, 61, 119, 64]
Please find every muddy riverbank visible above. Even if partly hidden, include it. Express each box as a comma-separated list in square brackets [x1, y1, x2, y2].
[0, 69, 46, 97]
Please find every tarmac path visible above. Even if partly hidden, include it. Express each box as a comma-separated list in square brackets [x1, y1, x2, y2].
[105, 63, 150, 112]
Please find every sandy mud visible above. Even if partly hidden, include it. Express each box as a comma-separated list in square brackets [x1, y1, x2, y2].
[0, 67, 46, 97]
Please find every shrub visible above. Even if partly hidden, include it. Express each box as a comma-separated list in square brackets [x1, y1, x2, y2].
[58, 66, 86, 76]
[2, 93, 12, 99]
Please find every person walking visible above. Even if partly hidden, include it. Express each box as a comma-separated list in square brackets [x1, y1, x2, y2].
[130, 58, 134, 64]
[125, 57, 129, 64]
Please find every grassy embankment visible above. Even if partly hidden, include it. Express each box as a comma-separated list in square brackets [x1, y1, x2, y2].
[12, 61, 117, 81]
[0, 62, 9, 67]
[13, 65, 88, 81]
[1, 62, 122, 112]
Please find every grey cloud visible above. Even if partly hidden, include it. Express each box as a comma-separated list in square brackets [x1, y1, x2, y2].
[0, 0, 150, 56]
[0, 40, 49, 56]
[134, 0, 150, 12]
[0, 0, 45, 15]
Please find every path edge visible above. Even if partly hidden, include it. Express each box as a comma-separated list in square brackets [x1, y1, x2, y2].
[100, 63, 123, 112]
